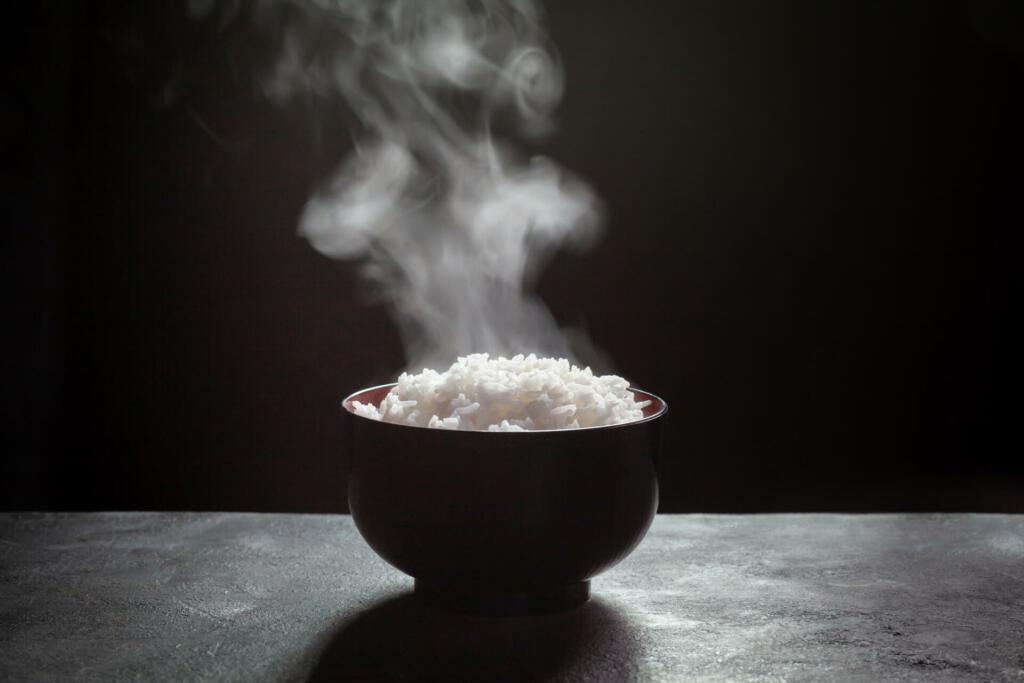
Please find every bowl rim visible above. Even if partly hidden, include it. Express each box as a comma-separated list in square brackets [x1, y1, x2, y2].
[342, 382, 668, 434]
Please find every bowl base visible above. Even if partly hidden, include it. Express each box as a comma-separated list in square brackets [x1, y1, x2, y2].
[414, 579, 590, 616]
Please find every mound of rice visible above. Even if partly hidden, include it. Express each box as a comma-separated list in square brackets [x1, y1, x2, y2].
[350, 353, 651, 431]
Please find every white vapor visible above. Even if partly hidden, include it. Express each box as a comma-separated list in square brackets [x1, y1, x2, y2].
[192, 0, 604, 371]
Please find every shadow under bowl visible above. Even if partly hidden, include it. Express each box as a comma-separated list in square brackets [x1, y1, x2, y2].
[343, 384, 667, 616]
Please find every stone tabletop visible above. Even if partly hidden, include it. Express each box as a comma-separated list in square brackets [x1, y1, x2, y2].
[1, 513, 1021, 681]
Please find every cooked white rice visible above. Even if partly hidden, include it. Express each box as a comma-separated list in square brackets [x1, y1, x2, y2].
[350, 353, 651, 431]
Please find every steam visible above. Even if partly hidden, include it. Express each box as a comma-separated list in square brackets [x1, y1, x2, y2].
[193, 0, 603, 371]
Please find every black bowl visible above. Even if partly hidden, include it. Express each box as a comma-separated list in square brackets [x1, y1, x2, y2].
[343, 384, 667, 615]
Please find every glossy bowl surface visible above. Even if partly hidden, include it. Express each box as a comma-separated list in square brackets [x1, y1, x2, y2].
[343, 383, 667, 614]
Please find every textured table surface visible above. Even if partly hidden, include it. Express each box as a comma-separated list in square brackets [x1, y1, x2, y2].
[1, 513, 1022, 681]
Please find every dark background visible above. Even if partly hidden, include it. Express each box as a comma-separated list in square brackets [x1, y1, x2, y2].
[3, 0, 1022, 512]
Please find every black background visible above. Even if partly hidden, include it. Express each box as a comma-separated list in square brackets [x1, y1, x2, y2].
[4, 0, 1022, 512]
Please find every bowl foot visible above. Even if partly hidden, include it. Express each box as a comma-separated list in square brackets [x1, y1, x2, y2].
[414, 579, 590, 616]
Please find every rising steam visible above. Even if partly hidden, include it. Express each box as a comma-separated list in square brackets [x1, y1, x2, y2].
[192, 0, 604, 371]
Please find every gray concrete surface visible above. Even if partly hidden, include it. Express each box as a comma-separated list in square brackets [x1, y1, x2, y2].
[1, 513, 1021, 681]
